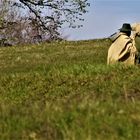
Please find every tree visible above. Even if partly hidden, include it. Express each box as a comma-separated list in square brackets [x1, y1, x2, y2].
[14, 0, 90, 40]
[0, 0, 14, 46]
[0, 0, 46, 45]
[0, 0, 90, 46]
[0, 0, 27, 46]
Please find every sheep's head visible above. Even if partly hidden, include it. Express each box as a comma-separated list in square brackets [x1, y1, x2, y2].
[131, 23, 140, 37]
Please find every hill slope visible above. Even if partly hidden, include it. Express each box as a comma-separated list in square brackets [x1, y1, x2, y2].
[0, 39, 140, 140]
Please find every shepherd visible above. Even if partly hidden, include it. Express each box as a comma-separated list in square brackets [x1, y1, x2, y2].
[107, 23, 137, 65]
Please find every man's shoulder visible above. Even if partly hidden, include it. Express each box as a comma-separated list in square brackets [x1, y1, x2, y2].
[119, 33, 132, 42]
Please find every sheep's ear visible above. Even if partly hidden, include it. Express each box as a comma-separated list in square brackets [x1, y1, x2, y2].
[131, 23, 136, 31]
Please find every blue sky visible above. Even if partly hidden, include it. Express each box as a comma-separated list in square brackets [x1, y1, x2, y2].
[65, 0, 140, 40]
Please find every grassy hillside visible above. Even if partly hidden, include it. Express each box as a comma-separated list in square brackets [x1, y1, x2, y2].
[0, 39, 140, 140]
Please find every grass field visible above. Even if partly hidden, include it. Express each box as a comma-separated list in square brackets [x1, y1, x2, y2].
[0, 39, 140, 140]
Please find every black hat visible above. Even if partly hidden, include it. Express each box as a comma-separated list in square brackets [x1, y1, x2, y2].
[119, 23, 132, 32]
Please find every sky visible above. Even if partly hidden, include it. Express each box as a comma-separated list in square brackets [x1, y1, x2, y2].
[65, 0, 140, 40]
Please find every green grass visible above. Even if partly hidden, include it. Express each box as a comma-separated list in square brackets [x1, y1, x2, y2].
[0, 39, 140, 140]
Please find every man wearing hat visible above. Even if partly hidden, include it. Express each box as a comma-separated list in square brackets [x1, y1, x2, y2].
[107, 23, 137, 65]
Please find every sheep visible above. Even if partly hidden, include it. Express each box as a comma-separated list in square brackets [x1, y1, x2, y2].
[131, 23, 140, 37]
[131, 23, 140, 63]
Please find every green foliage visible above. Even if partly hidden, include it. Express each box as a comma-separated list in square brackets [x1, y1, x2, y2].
[0, 39, 140, 140]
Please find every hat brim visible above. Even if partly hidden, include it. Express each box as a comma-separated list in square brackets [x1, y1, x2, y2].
[119, 28, 132, 32]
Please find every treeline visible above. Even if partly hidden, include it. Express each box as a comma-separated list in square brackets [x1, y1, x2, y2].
[0, 0, 90, 46]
